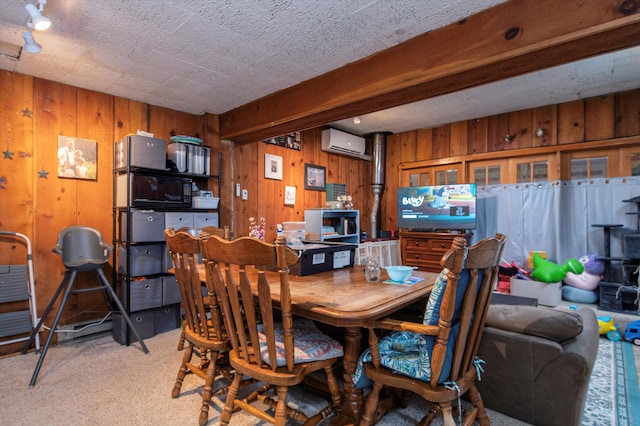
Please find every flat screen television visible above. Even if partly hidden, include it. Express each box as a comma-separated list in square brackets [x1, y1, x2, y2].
[397, 183, 477, 231]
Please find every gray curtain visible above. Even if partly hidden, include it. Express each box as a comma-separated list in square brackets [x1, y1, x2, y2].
[474, 177, 640, 278]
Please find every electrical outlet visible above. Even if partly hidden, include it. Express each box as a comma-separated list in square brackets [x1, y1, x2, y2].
[242, 189, 248, 200]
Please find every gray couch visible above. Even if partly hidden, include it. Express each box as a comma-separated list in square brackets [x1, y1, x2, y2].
[476, 305, 599, 426]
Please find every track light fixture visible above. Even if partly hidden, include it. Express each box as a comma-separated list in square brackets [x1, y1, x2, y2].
[22, 30, 42, 54]
[25, 1, 51, 31]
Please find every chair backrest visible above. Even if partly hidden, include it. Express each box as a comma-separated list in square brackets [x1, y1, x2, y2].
[164, 228, 225, 341]
[200, 225, 230, 240]
[200, 235, 300, 372]
[53, 226, 113, 270]
[428, 233, 506, 387]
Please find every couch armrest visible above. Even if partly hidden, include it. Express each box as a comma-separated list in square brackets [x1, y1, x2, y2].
[486, 304, 583, 342]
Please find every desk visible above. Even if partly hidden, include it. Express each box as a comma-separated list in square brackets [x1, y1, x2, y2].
[196, 265, 438, 424]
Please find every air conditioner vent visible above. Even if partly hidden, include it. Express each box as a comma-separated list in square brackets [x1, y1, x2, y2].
[321, 128, 370, 161]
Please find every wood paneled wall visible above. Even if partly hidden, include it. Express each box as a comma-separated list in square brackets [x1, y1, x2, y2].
[0, 71, 224, 355]
[1, 67, 639, 356]
[379, 89, 640, 234]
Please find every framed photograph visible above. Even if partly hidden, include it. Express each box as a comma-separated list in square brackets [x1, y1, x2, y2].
[304, 163, 326, 191]
[264, 153, 283, 180]
[284, 186, 296, 205]
[57, 135, 98, 180]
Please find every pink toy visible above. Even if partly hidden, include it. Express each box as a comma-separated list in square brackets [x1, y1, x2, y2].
[563, 270, 601, 291]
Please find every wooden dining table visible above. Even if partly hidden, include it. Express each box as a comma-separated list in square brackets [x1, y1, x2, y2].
[195, 264, 438, 425]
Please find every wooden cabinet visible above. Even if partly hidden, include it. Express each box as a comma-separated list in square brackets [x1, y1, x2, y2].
[400, 231, 472, 272]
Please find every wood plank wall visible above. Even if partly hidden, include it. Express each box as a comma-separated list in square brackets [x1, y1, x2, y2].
[0, 71, 225, 355]
[1, 68, 639, 356]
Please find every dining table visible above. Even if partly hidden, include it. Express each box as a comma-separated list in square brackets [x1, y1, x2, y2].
[194, 263, 438, 425]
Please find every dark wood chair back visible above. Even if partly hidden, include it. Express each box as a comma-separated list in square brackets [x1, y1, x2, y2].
[360, 233, 507, 426]
[200, 234, 343, 425]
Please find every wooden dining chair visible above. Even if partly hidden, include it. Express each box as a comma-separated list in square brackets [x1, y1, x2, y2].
[164, 228, 232, 426]
[200, 234, 344, 426]
[173, 225, 230, 351]
[356, 233, 507, 426]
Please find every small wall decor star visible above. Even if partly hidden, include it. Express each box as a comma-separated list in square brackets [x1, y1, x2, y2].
[22, 108, 33, 118]
[3, 149, 13, 159]
[38, 168, 49, 179]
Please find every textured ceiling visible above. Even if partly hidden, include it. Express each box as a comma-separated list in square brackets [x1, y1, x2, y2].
[1, 0, 639, 137]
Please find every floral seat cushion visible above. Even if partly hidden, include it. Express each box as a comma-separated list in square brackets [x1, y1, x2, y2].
[257, 318, 344, 367]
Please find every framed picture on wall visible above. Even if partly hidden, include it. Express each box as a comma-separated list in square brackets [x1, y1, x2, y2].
[304, 163, 326, 191]
[284, 186, 296, 205]
[57, 135, 98, 180]
[264, 153, 283, 180]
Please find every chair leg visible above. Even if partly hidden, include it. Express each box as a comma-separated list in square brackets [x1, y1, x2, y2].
[177, 326, 186, 351]
[199, 349, 218, 426]
[26, 271, 77, 387]
[468, 384, 490, 426]
[172, 344, 193, 398]
[21, 271, 71, 355]
[95, 268, 149, 353]
[360, 381, 383, 426]
[220, 372, 243, 425]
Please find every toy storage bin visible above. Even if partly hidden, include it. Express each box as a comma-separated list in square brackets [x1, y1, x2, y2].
[510, 278, 561, 307]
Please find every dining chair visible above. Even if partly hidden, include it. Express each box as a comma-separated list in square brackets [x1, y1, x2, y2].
[200, 234, 344, 426]
[355, 233, 507, 426]
[172, 225, 229, 351]
[164, 228, 232, 426]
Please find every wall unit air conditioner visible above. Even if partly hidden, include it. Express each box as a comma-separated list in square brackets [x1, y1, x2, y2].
[321, 128, 370, 161]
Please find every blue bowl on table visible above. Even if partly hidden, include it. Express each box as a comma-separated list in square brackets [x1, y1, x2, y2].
[385, 265, 413, 282]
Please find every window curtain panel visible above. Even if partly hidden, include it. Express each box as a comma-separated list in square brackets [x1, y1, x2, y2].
[473, 177, 640, 278]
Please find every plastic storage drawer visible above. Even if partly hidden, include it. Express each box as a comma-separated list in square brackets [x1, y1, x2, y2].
[115, 135, 167, 171]
[154, 304, 181, 334]
[120, 210, 165, 242]
[112, 310, 155, 345]
[118, 244, 163, 276]
[123, 277, 163, 311]
[193, 212, 219, 228]
[165, 212, 194, 230]
[162, 275, 182, 305]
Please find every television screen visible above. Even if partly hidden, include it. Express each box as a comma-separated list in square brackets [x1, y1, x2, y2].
[397, 183, 477, 231]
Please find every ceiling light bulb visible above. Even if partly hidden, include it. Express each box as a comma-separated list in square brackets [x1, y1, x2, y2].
[25, 3, 51, 31]
[353, 116, 362, 125]
[23, 31, 42, 54]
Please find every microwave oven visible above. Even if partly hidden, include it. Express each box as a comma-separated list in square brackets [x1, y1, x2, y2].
[117, 174, 192, 208]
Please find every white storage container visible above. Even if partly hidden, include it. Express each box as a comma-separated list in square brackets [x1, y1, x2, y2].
[510, 278, 561, 307]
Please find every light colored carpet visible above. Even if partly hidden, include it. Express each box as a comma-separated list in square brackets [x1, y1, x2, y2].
[0, 328, 529, 426]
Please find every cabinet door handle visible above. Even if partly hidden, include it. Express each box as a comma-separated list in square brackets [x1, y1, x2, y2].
[440, 243, 446, 248]
[414, 255, 419, 259]
[414, 242, 419, 246]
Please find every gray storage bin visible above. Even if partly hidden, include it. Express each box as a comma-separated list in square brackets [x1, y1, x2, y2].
[622, 233, 640, 259]
[112, 310, 155, 345]
[194, 212, 219, 228]
[120, 210, 165, 242]
[115, 135, 166, 171]
[123, 277, 163, 311]
[154, 304, 181, 334]
[162, 275, 182, 305]
[118, 244, 163, 276]
[165, 212, 194, 230]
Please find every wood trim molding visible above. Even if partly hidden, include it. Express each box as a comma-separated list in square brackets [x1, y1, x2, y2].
[220, 0, 640, 144]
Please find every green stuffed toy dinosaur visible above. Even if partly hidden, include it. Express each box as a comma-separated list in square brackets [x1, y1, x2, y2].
[531, 252, 584, 283]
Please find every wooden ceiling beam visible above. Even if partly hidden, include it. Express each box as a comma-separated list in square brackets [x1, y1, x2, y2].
[219, 0, 640, 143]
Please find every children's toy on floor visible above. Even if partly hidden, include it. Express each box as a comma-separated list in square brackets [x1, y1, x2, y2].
[562, 254, 604, 304]
[597, 315, 621, 341]
[531, 253, 583, 283]
[624, 320, 640, 346]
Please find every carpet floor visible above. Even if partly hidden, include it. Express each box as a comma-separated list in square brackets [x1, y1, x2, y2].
[0, 321, 638, 425]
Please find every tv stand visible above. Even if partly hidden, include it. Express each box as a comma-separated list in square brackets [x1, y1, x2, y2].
[400, 231, 472, 272]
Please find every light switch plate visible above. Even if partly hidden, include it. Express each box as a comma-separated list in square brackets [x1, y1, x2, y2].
[236, 183, 241, 196]
[242, 189, 248, 200]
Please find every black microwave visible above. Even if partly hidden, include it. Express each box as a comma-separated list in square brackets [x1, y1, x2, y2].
[116, 174, 192, 208]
